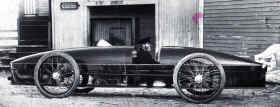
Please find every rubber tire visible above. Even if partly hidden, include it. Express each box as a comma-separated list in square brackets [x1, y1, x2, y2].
[173, 53, 226, 103]
[34, 52, 80, 98]
[187, 89, 215, 95]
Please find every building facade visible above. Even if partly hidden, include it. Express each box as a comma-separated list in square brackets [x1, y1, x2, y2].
[51, 0, 203, 53]
[17, 0, 204, 58]
[18, 0, 280, 59]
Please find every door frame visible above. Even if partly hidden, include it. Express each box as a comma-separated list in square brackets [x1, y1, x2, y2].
[90, 16, 136, 46]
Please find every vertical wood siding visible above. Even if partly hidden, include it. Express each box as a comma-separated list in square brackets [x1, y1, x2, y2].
[158, 0, 200, 48]
[20, 0, 49, 16]
[204, 0, 280, 57]
[23, 0, 37, 15]
[52, 0, 87, 49]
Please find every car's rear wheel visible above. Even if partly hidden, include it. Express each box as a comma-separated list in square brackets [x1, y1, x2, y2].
[34, 52, 80, 98]
[173, 53, 226, 103]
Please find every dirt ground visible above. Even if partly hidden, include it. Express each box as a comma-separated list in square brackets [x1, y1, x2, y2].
[0, 71, 280, 107]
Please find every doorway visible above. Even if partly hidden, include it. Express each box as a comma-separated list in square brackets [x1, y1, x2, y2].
[89, 4, 155, 47]
[91, 18, 133, 46]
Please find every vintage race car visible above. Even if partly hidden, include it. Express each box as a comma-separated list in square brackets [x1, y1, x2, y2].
[8, 45, 266, 103]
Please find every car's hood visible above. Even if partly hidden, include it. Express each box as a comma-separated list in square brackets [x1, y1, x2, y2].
[11, 46, 133, 64]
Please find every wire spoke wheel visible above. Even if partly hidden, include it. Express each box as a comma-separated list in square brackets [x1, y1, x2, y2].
[34, 52, 80, 98]
[173, 53, 226, 103]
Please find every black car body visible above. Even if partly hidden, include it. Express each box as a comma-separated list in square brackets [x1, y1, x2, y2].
[9, 46, 266, 103]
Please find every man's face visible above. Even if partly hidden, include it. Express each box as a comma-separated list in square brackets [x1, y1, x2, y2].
[142, 43, 152, 52]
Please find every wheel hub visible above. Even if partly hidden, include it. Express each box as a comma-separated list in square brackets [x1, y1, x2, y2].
[52, 72, 60, 80]
[194, 74, 203, 83]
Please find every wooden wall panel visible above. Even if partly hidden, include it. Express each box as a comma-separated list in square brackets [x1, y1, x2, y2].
[0, 0, 18, 51]
[52, 0, 87, 49]
[204, 0, 280, 57]
[158, 0, 200, 48]
[52, 0, 201, 49]
[38, 0, 49, 16]
[23, 0, 37, 15]
[0, 32, 18, 51]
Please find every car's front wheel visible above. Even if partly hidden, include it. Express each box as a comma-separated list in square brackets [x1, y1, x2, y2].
[34, 52, 80, 98]
[173, 53, 226, 103]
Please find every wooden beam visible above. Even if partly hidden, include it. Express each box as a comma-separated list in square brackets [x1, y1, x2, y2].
[85, 0, 156, 6]
[199, 0, 204, 48]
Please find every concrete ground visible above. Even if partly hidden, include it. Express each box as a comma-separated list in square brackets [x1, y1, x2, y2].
[0, 71, 280, 107]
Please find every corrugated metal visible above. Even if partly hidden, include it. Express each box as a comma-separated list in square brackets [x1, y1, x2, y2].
[38, 0, 49, 16]
[158, 0, 200, 48]
[204, 0, 280, 57]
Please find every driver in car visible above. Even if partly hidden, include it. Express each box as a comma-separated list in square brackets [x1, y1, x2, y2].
[132, 37, 160, 87]
[133, 37, 159, 64]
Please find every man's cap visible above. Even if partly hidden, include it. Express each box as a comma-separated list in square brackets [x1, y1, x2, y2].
[136, 36, 151, 44]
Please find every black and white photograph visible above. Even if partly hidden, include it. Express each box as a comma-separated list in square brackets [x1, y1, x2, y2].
[0, 0, 280, 107]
